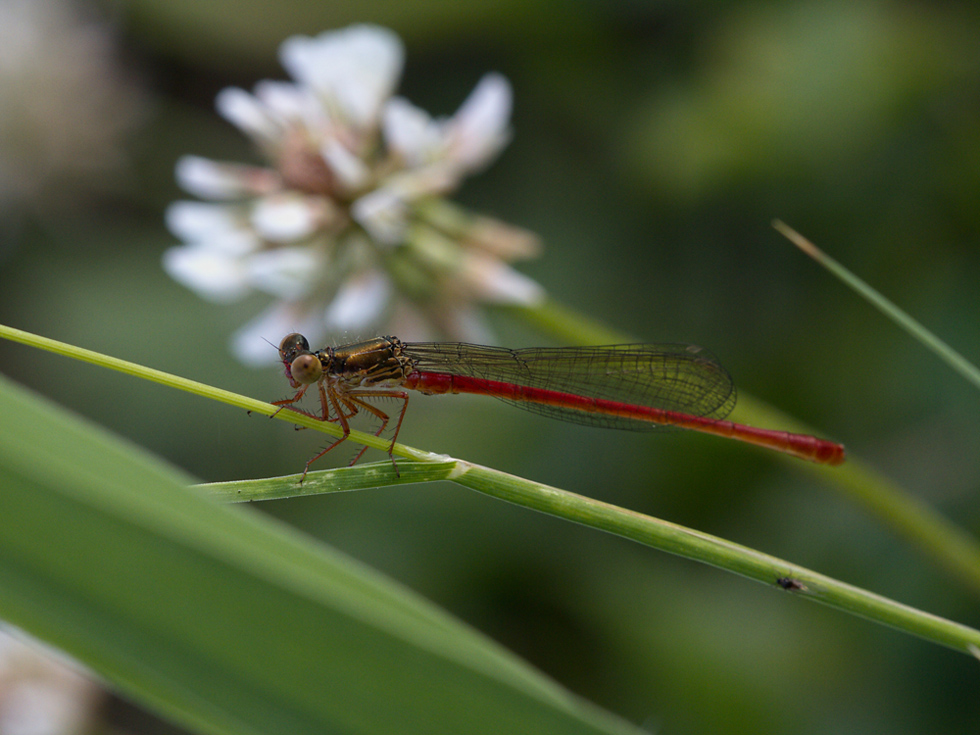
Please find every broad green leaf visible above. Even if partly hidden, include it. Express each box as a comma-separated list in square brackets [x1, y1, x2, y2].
[0, 374, 642, 735]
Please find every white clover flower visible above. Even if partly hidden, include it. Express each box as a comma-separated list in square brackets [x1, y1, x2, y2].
[0, 626, 104, 735]
[164, 24, 543, 365]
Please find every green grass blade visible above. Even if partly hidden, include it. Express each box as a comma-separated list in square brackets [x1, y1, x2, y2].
[0, 374, 644, 735]
[0, 322, 438, 463]
[448, 462, 980, 656]
[206, 462, 980, 657]
[773, 220, 980, 391]
[204, 459, 460, 502]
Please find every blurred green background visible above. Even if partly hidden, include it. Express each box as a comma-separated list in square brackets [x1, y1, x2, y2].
[1, 0, 979, 733]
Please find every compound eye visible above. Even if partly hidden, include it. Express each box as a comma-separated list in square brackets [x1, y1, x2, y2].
[289, 353, 323, 385]
[279, 332, 310, 359]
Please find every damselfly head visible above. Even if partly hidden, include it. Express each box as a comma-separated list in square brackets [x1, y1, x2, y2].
[279, 333, 321, 387]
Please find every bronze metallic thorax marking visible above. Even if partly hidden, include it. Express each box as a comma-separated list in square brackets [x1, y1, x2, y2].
[317, 337, 413, 389]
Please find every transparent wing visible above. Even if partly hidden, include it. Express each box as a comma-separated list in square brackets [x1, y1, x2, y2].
[402, 342, 737, 431]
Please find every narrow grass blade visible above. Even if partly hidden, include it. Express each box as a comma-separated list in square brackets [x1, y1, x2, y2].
[773, 220, 980, 391]
[205, 459, 980, 656]
[0, 322, 436, 462]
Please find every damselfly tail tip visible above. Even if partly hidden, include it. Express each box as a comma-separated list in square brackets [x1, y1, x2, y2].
[817, 442, 846, 466]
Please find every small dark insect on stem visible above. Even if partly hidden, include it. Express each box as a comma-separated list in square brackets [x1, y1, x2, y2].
[776, 577, 807, 591]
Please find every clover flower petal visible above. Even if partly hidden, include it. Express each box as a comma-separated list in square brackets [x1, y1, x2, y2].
[165, 24, 544, 364]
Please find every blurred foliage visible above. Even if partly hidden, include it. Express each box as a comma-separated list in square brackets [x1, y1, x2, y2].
[1, 0, 979, 733]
